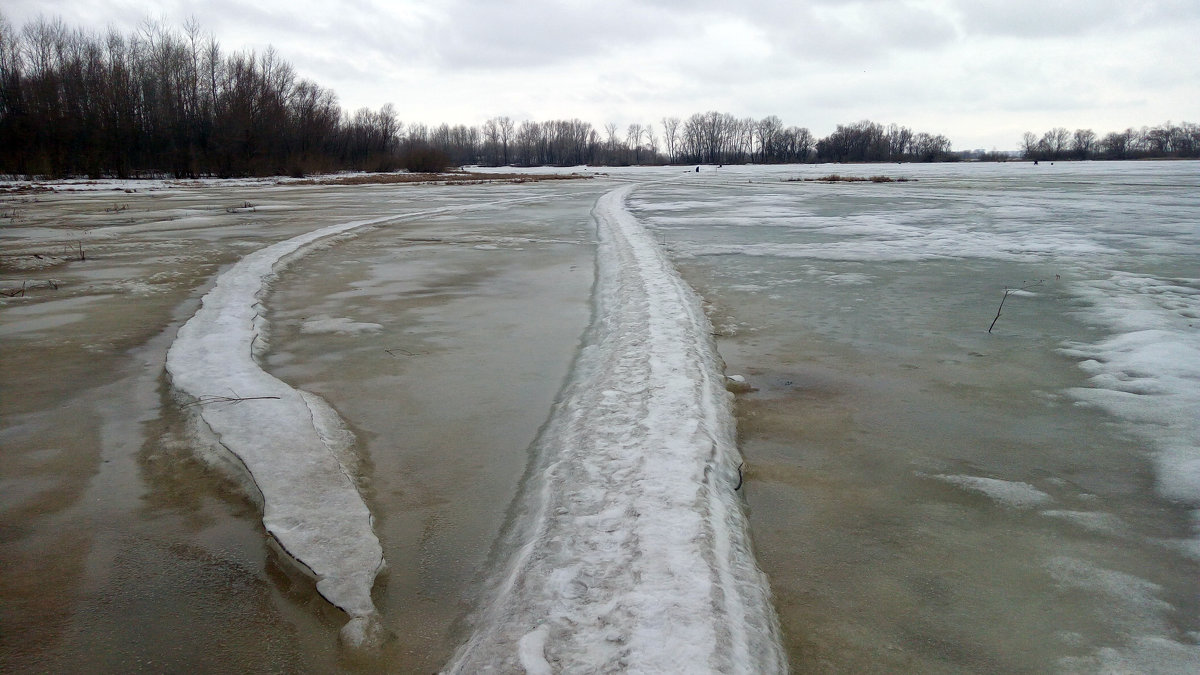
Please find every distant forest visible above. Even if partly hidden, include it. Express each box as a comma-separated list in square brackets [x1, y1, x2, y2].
[1019, 124, 1199, 161]
[0, 15, 1195, 178]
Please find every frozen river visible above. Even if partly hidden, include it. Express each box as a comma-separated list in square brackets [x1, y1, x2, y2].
[636, 161, 1200, 672]
[2, 161, 1197, 672]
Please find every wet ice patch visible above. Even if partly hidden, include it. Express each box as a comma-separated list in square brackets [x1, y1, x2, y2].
[1048, 556, 1200, 672]
[675, 230, 1116, 262]
[299, 315, 384, 335]
[926, 473, 1052, 508]
[0, 310, 86, 336]
[0, 295, 113, 336]
[823, 272, 874, 286]
[1047, 556, 1171, 631]
[1041, 510, 1128, 536]
[1060, 636, 1200, 675]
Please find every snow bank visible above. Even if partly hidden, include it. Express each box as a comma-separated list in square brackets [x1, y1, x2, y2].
[446, 185, 785, 673]
[165, 213, 397, 648]
[166, 196, 541, 648]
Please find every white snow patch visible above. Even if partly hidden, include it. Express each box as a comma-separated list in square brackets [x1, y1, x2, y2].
[927, 473, 1052, 508]
[1059, 636, 1200, 675]
[1061, 274, 1200, 512]
[823, 272, 874, 285]
[1040, 510, 1128, 536]
[300, 315, 384, 335]
[1047, 556, 1200, 672]
[446, 184, 784, 673]
[517, 627, 553, 675]
[1047, 556, 1171, 629]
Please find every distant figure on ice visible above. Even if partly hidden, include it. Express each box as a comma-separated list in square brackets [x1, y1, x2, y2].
[695, 166, 700, 172]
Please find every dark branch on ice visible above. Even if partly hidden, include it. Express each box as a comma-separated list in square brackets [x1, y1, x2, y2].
[988, 279, 1043, 333]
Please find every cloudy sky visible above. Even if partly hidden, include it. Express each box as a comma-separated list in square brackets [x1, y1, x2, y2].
[5, 0, 1198, 150]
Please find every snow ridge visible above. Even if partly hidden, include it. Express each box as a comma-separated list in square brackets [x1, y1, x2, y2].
[447, 185, 785, 673]
[166, 197, 541, 649]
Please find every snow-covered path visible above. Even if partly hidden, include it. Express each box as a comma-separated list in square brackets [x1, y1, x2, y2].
[447, 184, 785, 673]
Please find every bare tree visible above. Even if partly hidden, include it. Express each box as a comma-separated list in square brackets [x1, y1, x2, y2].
[604, 122, 619, 151]
[661, 116, 681, 163]
[792, 127, 814, 162]
[755, 116, 781, 163]
[1071, 128, 1096, 159]
[1041, 127, 1071, 160]
[644, 124, 658, 162]
[1021, 132, 1041, 160]
[482, 118, 500, 165]
[515, 119, 542, 166]
[497, 115, 513, 165]
[626, 123, 644, 163]
[888, 124, 914, 159]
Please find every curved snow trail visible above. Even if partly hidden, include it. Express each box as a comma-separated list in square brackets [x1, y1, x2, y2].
[165, 196, 543, 649]
[447, 184, 786, 673]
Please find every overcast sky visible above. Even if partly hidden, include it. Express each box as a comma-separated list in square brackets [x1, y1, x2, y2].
[5, 0, 1198, 150]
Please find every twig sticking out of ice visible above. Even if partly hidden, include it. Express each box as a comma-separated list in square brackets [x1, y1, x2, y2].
[166, 197, 542, 649]
[446, 185, 785, 673]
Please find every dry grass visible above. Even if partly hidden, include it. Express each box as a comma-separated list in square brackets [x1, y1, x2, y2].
[788, 174, 914, 183]
[290, 171, 593, 187]
[0, 184, 55, 195]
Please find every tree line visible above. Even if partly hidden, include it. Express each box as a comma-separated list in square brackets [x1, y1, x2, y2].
[1021, 124, 1199, 161]
[0, 15, 420, 177]
[0, 15, 963, 177]
[2, 15, 1193, 178]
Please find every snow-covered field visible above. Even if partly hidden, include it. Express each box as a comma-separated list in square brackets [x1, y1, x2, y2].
[2, 161, 1197, 673]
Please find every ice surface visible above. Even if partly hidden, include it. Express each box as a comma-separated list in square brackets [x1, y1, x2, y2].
[446, 185, 785, 673]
